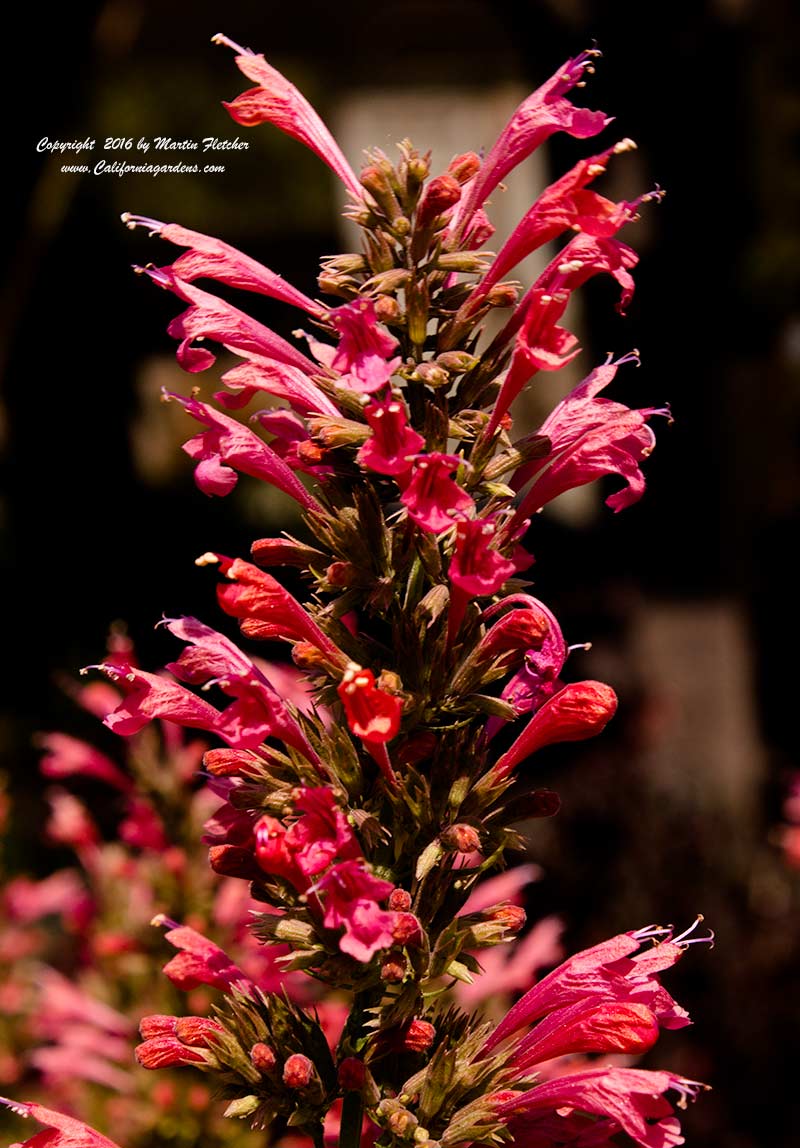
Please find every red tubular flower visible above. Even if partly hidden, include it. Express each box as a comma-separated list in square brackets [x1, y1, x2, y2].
[0, 1098, 124, 1148]
[162, 615, 315, 757]
[166, 392, 323, 512]
[285, 786, 362, 878]
[254, 815, 309, 890]
[315, 859, 397, 962]
[482, 924, 693, 1056]
[90, 663, 221, 738]
[152, 915, 255, 996]
[135, 1013, 223, 1070]
[492, 680, 618, 779]
[357, 397, 424, 479]
[401, 452, 475, 534]
[509, 999, 660, 1069]
[452, 49, 609, 234]
[486, 291, 581, 434]
[338, 664, 402, 746]
[415, 174, 462, 230]
[496, 1068, 705, 1148]
[468, 140, 640, 310]
[449, 517, 518, 598]
[512, 353, 668, 522]
[122, 215, 323, 314]
[209, 555, 346, 665]
[213, 33, 363, 200]
[329, 298, 402, 394]
[140, 266, 317, 375]
[216, 356, 341, 417]
[478, 595, 561, 666]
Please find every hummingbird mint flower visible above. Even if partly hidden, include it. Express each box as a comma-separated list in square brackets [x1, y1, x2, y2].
[0, 32, 711, 1148]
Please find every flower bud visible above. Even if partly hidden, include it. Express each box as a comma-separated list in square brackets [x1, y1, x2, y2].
[416, 174, 461, 229]
[436, 351, 478, 374]
[135, 1035, 208, 1069]
[361, 166, 403, 220]
[203, 748, 248, 777]
[447, 151, 481, 184]
[296, 440, 327, 466]
[250, 1042, 277, 1072]
[414, 362, 449, 389]
[338, 1057, 366, 1091]
[325, 561, 357, 588]
[484, 903, 526, 933]
[139, 1014, 177, 1039]
[440, 823, 481, 854]
[283, 1053, 314, 1088]
[174, 1016, 225, 1048]
[402, 1019, 435, 1053]
[389, 888, 412, 911]
[485, 283, 520, 307]
[208, 845, 262, 880]
[381, 951, 408, 983]
[392, 912, 423, 946]
[375, 295, 401, 323]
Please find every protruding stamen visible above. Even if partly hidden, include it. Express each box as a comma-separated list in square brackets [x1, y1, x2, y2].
[151, 913, 181, 929]
[211, 32, 250, 55]
[195, 552, 220, 567]
[671, 914, 715, 948]
[614, 137, 637, 153]
[568, 641, 592, 654]
[632, 922, 673, 941]
[121, 212, 165, 236]
[0, 1097, 32, 1117]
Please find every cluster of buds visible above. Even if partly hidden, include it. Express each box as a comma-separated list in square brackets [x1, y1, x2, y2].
[4, 30, 709, 1148]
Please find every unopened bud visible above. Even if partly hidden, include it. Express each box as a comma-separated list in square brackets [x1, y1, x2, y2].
[402, 1019, 435, 1053]
[208, 845, 261, 880]
[406, 280, 429, 347]
[307, 415, 369, 449]
[292, 641, 330, 671]
[393, 912, 423, 946]
[414, 362, 449, 388]
[485, 283, 520, 307]
[296, 440, 326, 466]
[381, 950, 408, 983]
[389, 888, 412, 911]
[174, 1016, 225, 1048]
[375, 295, 400, 323]
[485, 903, 527, 932]
[325, 561, 356, 588]
[203, 748, 247, 776]
[360, 166, 403, 220]
[250, 1042, 277, 1072]
[283, 1053, 314, 1088]
[317, 272, 358, 298]
[416, 174, 461, 229]
[440, 823, 481, 854]
[447, 151, 481, 184]
[338, 1057, 367, 1090]
[139, 1014, 177, 1039]
[436, 351, 478, 374]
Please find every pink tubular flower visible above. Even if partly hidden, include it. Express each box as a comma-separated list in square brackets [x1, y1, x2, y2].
[255, 815, 309, 890]
[482, 925, 692, 1055]
[478, 595, 561, 667]
[162, 615, 314, 756]
[449, 517, 518, 598]
[122, 215, 323, 314]
[357, 397, 424, 479]
[328, 298, 402, 394]
[284, 786, 362, 878]
[140, 266, 317, 375]
[453, 50, 609, 233]
[338, 664, 402, 745]
[213, 33, 363, 200]
[153, 914, 255, 995]
[512, 353, 668, 520]
[216, 356, 341, 417]
[496, 1068, 705, 1148]
[509, 999, 660, 1069]
[87, 663, 220, 738]
[0, 1098, 124, 1148]
[208, 554, 346, 665]
[469, 140, 641, 310]
[401, 452, 475, 534]
[486, 290, 581, 434]
[492, 680, 618, 778]
[37, 732, 130, 791]
[166, 391, 323, 512]
[314, 859, 397, 962]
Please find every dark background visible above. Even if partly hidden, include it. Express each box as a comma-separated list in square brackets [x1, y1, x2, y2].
[3, 1, 799, 1144]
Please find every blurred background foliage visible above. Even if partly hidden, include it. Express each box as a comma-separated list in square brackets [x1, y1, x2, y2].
[3, 0, 799, 1145]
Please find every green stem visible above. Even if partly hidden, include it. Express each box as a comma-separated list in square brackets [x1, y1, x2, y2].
[340, 1088, 365, 1148]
